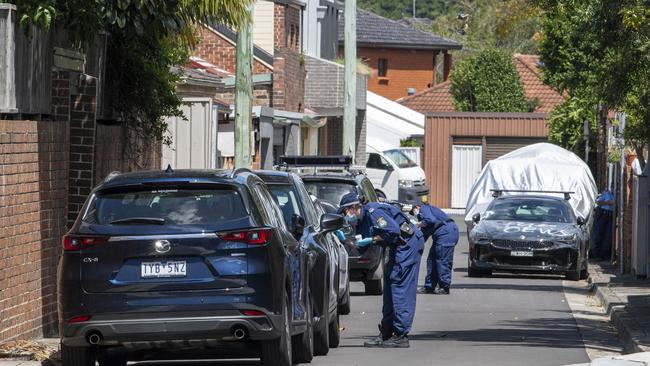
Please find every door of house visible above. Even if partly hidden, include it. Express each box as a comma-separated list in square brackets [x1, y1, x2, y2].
[451, 145, 483, 208]
[162, 98, 214, 169]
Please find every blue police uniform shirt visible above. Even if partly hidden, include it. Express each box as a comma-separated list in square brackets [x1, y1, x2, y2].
[358, 202, 402, 246]
[597, 190, 615, 212]
[417, 204, 458, 245]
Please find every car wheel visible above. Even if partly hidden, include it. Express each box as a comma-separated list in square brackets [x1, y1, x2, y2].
[62, 344, 95, 366]
[338, 277, 351, 315]
[328, 312, 341, 348]
[313, 303, 330, 356]
[580, 261, 589, 280]
[97, 349, 127, 366]
[364, 278, 383, 295]
[261, 295, 292, 366]
[566, 269, 580, 281]
[292, 290, 314, 363]
[467, 257, 491, 277]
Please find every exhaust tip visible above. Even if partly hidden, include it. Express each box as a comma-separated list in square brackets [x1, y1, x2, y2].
[87, 332, 102, 345]
[232, 326, 247, 340]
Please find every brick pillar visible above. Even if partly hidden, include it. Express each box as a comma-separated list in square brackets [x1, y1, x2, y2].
[355, 110, 367, 164]
[68, 75, 98, 225]
[443, 52, 452, 81]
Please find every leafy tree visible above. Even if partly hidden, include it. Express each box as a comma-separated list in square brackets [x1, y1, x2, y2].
[450, 48, 531, 112]
[547, 94, 596, 154]
[10, 0, 253, 143]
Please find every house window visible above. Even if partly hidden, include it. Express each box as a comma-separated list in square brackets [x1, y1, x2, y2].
[378, 58, 388, 77]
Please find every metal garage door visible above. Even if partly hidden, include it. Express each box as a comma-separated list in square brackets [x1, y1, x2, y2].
[162, 99, 214, 169]
[485, 137, 548, 162]
[451, 145, 483, 209]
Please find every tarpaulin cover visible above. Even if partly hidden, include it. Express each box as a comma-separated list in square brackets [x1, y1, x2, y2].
[464, 143, 597, 224]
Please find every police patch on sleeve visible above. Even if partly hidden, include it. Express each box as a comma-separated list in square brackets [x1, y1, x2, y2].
[376, 216, 387, 228]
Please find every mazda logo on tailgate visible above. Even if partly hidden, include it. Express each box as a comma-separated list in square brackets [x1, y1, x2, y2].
[154, 240, 171, 254]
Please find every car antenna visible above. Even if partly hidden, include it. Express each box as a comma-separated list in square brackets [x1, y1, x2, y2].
[165, 164, 174, 174]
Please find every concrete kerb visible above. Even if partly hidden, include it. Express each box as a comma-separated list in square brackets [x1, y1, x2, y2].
[588, 262, 650, 354]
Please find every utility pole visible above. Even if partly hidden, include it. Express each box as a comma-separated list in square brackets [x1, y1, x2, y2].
[234, 5, 254, 169]
[413, 0, 416, 18]
[343, 0, 357, 162]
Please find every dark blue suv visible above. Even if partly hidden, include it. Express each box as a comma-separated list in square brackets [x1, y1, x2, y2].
[57, 169, 337, 366]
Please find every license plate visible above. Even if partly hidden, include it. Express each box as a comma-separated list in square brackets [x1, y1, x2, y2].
[511, 251, 534, 257]
[141, 261, 187, 278]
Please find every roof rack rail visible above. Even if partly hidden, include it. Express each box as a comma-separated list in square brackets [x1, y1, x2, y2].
[278, 155, 353, 169]
[230, 167, 252, 178]
[490, 189, 575, 200]
[103, 171, 121, 183]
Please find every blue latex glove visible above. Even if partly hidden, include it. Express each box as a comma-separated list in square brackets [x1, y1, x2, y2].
[335, 230, 346, 242]
[356, 237, 374, 248]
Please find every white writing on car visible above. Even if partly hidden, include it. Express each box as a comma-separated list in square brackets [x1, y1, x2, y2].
[501, 222, 570, 237]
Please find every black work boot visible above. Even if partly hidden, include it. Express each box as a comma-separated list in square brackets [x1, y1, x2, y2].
[381, 334, 410, 348]
[434, 287, 450, 295]
[417, 286, 435, 294]
[364, 325, 390, 348]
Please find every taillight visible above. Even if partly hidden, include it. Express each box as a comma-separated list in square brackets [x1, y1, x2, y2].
[63, 235, 109, 251]
[68, 315, 91, 323]
[218, 229, 272, 245]
[240, 310, 265, 316]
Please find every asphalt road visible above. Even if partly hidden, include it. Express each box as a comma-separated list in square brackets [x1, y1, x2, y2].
[132, 216, 602, 366]
[310, 217, 591, 366]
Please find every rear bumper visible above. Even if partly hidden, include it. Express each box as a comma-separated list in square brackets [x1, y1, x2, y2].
[470, 243, 580, 273]
[398, 185, 429, 202]
[61, 312, 283, 347]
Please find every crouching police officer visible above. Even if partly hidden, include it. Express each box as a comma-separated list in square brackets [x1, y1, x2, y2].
[411, 202, 459, 295]
[339, 193, 424, 348]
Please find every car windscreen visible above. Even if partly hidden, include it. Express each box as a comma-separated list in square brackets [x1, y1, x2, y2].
[383, 149, 417, 168]
[267, 184, 303, 226]
[304, 182, 357, 207]
[484, 198, 574, 223]
[84, 188, 247, 225]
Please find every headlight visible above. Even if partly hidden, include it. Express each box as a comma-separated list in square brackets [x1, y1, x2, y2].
[399, 180, 413, 188]
[470, 232, 491, 243]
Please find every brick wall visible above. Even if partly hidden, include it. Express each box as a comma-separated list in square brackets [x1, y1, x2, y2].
[274, 4, 301, 52]
[273, 48, 305, 113]
[68, 75, 98, 225]
[215, 84, 272, 107]
[194, 26, 272, 75]
[319, 112, 366, 163]
[0, 119, 69, 342]
[344, 47, 438, 101]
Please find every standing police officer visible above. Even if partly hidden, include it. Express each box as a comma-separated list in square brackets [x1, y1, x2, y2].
[339, 193, 424, 348]
[411, 202, 459, 295]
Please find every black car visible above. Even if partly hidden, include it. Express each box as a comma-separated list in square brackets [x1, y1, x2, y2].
[57, 169, 339, 366]
[255, 171, 347, 355]
[468, 193, 589, 280]
[278, 156, 386, 296]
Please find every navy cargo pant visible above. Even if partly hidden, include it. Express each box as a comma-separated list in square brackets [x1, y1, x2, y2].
[424, 223, 459, 290]
[381, 230, 425, 337]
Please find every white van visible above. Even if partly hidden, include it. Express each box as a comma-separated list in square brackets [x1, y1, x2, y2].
[365, 148, 429, 202]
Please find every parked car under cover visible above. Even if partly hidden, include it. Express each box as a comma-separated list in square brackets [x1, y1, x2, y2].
[255, 170, 347, 355]
[468, 193, 589, 281]
[58, 169, 320, 366]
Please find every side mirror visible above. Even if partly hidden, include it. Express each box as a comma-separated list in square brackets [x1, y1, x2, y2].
[320, 213, 344, 233]
[577, 216, 586, 226]
[385, 164, 394, 172]
[472, 213, 481, 223]
[291, 214, 306, 238]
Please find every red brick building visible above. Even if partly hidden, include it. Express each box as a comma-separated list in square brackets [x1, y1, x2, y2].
[339, 10, 462, 101]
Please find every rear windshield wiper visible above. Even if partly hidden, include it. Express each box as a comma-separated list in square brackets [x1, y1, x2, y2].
[110, 217, 166, 225]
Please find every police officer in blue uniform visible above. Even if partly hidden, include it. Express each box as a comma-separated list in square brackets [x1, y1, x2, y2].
[339, 193, 424, 348]
[411, 202, 459, 295]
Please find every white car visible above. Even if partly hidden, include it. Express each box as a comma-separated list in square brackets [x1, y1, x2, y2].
[365, 148, 429, 202]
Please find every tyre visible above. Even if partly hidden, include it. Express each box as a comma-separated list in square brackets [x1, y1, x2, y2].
[292, 291, 314, 363]
[313, 306, 330, 356]
[364, 278, 383, 295]
[467, 258, 491, 277]
[61, 344, 95, 366]
[97, 349, 127, 366]
[328, 312, 340, 349]
[338, 277, 351, 315]
[261, 296, 292, 366]
[566, 269, 580, 281]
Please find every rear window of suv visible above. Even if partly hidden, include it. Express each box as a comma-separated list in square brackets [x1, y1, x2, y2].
[305, 182, 357, 206]
[83, 188, 247, 225]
